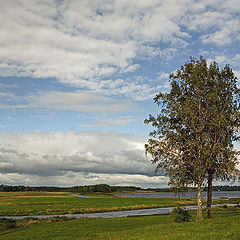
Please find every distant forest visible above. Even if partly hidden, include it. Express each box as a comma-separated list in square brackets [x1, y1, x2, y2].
[0, 184, 240, 193]
[0, 184, 141, 193]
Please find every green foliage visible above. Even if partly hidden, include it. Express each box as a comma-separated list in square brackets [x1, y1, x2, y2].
[145, 56, 240, 219]
[145, 57, 240, 220]
[0, 219, 17, 231]
[145, 56, 240, 190]
[171, 207, 192, 222]
[69, 184, 141, 194]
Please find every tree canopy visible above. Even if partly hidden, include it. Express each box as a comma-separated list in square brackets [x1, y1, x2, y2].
[145, 56, 240, 220]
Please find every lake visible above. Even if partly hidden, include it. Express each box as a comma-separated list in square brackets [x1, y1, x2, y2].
[115, 191, 240, 199]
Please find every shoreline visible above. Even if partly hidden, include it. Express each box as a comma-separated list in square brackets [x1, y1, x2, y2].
[1, 204, 238, 220]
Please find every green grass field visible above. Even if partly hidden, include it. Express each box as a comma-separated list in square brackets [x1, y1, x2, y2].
[0, 191, 200, 216]
[1, 192, 240, 239]
[1, 208, 240, 240]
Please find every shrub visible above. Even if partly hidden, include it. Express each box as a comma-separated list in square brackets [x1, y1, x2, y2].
[171, 207, 192, 222]
[0, 218, 17, 231]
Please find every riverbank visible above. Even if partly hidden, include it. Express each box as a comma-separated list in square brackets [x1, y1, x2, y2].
[1, 208, 240, 240]
[1, 203, 239, 220]
[0, 191, 197, 216]
[1, 191, 239, 217]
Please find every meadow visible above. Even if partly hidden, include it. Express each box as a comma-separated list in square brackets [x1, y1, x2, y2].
[0, 191, 199, 216]
[1, 191, 240, 240]
[0, 208, 240, 239]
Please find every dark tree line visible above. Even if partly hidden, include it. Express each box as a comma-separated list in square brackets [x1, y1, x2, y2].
[1, 184, 240, 193]
[0, 185, 68, 192]
[0, 184, 141, 193]
[69, 184, 141, 193]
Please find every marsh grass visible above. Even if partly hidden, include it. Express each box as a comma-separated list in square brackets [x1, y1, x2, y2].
[0, 191, 239, 217]
[0, 192, 202, 216]
[0, 209, 240, 240]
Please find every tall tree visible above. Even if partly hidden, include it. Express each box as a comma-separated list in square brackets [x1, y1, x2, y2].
[145, 57, 240, 220]
[203, 62, 240, 218]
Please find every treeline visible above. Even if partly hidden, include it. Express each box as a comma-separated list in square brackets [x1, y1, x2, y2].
[0, 185, 68, 192]
[69, 184, 141, 193]
[203, 185, 240, 192]
[0, 184, 239, 193]
[0, 184, 141, 193]
[154, 186, 240, 192]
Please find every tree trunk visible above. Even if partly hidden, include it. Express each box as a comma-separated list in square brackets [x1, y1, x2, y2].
[206, 171, 213, 218]
[197, 181, 203, 221]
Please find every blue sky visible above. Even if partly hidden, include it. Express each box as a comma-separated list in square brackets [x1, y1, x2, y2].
[0, 0, 239, 188]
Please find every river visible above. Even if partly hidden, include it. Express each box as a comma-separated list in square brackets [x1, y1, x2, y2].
[1, 191, 239, 220]
[1, 204, 238, 220]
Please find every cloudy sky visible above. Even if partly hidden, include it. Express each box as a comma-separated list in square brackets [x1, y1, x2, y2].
[0, 0, 239, 188]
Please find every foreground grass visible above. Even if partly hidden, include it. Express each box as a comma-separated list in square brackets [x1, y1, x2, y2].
[1, 208, 240, 240]
[0, 192, 199, 216]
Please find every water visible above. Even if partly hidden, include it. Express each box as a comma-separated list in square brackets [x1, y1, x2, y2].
[1, 204, 238, 220]
[1, 191, 239, 220]
[115, 191, 240, 199]
[72, 194, 91, 198]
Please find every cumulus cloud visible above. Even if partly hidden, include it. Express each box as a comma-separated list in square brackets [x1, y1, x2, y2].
[182, 1, 240, 46]
[0, 1, 239, 99]
[0, 0, 189, 99]
[0, 172, 167, 188]
[0, 131, 164, 187]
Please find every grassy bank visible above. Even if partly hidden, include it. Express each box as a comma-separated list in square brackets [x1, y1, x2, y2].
[0, 192, 239, 216]
[0, 208, 240, 240]
[0, 191, 200, 216]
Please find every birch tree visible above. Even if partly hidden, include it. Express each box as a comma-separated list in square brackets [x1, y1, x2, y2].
[145, 57, 240, 220]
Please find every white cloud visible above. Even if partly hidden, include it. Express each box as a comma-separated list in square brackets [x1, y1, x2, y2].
[0, 0, 191, 99]
[0, 131, 164, 187]
[206, 52, 240, 68]
[156, 72, 170, 90]
[0, 0, 239, 99]
[0, 83, 17, 88]
[28, 91, 134, 114]
[0, 172, 167, 188]
[0, 91, 134, 114]
[234, 70, 240, 79]
[233, 70, 240, 87]
[78, 117, 137, 127]
[201, 18, 240, 45]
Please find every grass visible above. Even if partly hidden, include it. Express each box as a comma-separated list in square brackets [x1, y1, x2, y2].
[1, 192, 240, 239]
[0, 208, 240, 240]
[0, 191, 201, 216]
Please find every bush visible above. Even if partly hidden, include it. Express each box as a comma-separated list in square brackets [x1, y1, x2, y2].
[0, 218, 17, 231]
[171, 207, 192, 222]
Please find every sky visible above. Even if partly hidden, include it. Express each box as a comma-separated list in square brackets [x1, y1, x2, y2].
[0, 0, 240, 188]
